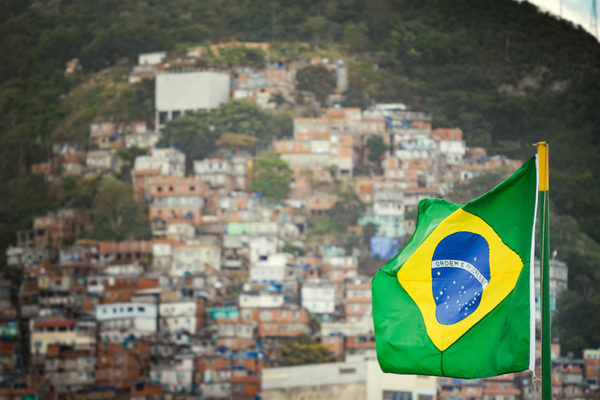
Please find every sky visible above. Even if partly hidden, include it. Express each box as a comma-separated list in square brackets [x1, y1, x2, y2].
[521, 0, 599, 40]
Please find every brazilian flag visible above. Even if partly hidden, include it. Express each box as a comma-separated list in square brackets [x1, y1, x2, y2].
[372, 157, 538, 378]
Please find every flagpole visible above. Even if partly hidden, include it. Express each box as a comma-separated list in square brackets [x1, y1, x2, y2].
[537, 142, 551, 399]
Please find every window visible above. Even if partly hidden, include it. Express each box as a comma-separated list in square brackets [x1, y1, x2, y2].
[260, 311, 272, 321]
[159, 112, 168, 124]
[138, 306, 145, 312]
[382, 391, 412, 400]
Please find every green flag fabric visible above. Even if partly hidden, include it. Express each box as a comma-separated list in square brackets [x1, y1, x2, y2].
[372, 157, 538, 378]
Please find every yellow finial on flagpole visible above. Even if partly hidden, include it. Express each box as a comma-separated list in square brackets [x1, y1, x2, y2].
[537, 142, 549, 191]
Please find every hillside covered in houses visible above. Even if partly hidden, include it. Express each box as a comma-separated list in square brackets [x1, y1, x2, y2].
[0, 0, 599, 398]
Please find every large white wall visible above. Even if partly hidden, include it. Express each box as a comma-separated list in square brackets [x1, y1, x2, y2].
[156, 71, 230, 115]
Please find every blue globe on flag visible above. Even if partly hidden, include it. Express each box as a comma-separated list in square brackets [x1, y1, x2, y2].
[431, 231, 491, 325]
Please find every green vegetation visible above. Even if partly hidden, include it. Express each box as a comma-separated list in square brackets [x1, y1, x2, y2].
[219, 46, 266, 69]
[282, 242, 306, 256]
[0, 174, 57, 266]
[60, 175, 102, 210]
[296, 65, 336, 103]
[249, 151, 292, 202]
[366, 135, 387, 163]
[309, 190, 365, 237]
[91, 178, 150, 241]
[159, 101, 288, 169]
[362, 222, 378, 247]
[158, 110, 221, 170]
[54, 76, 154, 142]
[281, 334, 336, 366]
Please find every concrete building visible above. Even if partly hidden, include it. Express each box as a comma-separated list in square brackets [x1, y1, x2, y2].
[132, 147, 186, 195]
[86, 149, 118, 173]
[30, 319, 96, 355]
[159, 300, 202, 341]
[359, 180, 405, 238]
[584, 348, 600, 390]
[155, 71, 230, 128]
[261, 360, 437, 400]
[138, 51, 166, 66]
[125, 129, 161, 150]
[147, 176, 207, 228]
[431, 128, 466, 166]
[96, 302, 158, 342]
[44, 344, 96, 393]
[301, 279, 335, 315]
[345, 281, 372, 324]
[150, 356, 195, 392]
[171, 242, 221, 276]
[194, 154, 251, 191]
[242, 306, 310, 338]
[249, 237, 279, 264]
[239, 285, 285, 308]
[249, 253, 292, 283]
[274, 108, 385, 179]
[89, 121, 124, 149]
[534, 258, 568, 321]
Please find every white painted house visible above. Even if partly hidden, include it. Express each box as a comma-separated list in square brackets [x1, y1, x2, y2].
[96, 302, 157, 342]
[301, 279, 335, 315]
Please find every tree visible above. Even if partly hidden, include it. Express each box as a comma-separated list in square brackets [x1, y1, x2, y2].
[158, 110, 218, 169]
[115, 146, 147, 165]
[211, 101, 280, 146]
[342, 23, 370, 52]
[249, 151, 292, 202]
[269, 91, 287, 108]
[362, 222, 378, 247]
[301, 16, 329, 47]
[91, 178, 150, 240]
[0, 174, 57, 267]
[367, 135, 387, 163]
[308, 216, 342, 236]
[61, 175, 102, 209]
[219, 46, 266, 69]
[274, 113, 293, 138]
[215, 132, 259, 153]
[341, 231, 361, 255]
[115, 146, 147, 181]
[282, 242, 305, 256]
[556, 291, 600, 357]
[330, 190, 365, 229]
[447, 170, 508, 204]
[296, 65, 336, 103]
[281, 334, 336, 366]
